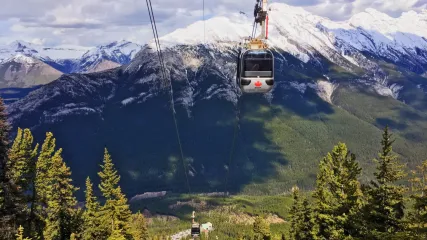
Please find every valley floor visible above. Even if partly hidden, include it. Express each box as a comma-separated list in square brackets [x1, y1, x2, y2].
[130, 193, 294, 239]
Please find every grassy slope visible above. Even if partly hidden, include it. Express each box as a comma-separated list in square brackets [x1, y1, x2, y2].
[229, 59, 427, 194]
[130, 193, 295, 238]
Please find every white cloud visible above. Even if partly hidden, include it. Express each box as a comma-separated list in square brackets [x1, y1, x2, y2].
[0, 0, 426, 47]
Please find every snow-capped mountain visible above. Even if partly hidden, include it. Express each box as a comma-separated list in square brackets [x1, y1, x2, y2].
[0, 40, 142, 74]
[157, 3, 427, 74]
[6, 3, 427, 197]
[0, 40, 90, 63]
[77, 40, 142, 73]
[0, 40, 142, 89]
[0, 54, 62, 88]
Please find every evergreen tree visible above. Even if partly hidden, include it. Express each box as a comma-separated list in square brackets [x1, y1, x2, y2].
[253, 216, 270, 240]
[408, 160, 427, 235]
[8, 128, 38, 193]
[8, 128, 39, 234]
[16, 225, 31, 240]
[107, 226, 127, 240]
[35, 132, 56, 203]
[289, 186, 316, 240]
[289, 186, 303, 239]
[31, 132, 56, 237]
[129, 212, 149, 240]
[362, 126, 407, 238]
[298, 199, 317, 240]
[312, 142, 363, 239]
[98, 148, 132, 238]
[82, 177, 102, 240]
[0, 97, 20, 240]
[43, 148, 79, 240]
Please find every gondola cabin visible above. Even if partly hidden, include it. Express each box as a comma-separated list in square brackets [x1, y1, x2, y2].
[237, 49, 274, 93]
[191, 223, 201, 237]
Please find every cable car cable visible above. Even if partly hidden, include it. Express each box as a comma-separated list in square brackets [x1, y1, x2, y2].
[203, 0, 205, 44]
[145, 0, 192, 194]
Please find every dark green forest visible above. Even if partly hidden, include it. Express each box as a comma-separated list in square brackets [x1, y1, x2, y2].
[1, 94, 427, 239]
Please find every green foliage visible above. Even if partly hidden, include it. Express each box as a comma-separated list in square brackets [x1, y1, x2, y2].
[43, 148, 79, 240]
[6, 104, 427, 240]
[312, 142, 363, 239]
[82, 177, 103, 240]
[298, 198, 317, 240]
[31, 131, 57, 237]
[129, 212, 149, 240]
[99, 148, 120, 200]
[108, 227, 127, 240]
[8, 128, 39, 236]
[35, 132, 56, 204]
[0, 97, 20, 240]
[8, 128, 38, 193]
[15, 225, 31, 240]
[70, 233, 76, 240]
[408, 160, 427, 235]
[98, 148, 132, 238]
[288, 186, 303, 239]
[253, 216, 271, 240]
[362, 126, 407, 237]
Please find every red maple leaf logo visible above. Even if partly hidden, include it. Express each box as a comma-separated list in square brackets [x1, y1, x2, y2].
[254, 81, 262, 87]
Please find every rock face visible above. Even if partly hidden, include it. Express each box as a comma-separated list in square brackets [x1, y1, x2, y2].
[6, 3, 427, 199]
[0, 54, 63, 88]
[84, 59, 121, 73]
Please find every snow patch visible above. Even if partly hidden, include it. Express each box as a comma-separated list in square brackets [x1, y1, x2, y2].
[49, 107, 97, 119]
[121, 97, 136, 105]
[6, 54, 37, 64]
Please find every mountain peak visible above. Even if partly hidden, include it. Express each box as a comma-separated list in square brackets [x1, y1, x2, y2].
[8, 40, 34, 48]
[156, 2, 323, 48]
[5, 53, 38, 64]
[156, 15, 252, 47]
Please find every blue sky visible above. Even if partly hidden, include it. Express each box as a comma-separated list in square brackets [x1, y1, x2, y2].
[0, 0, 425, 47]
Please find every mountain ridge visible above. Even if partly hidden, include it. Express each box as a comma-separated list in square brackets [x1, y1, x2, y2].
[5, 3, 427, 199]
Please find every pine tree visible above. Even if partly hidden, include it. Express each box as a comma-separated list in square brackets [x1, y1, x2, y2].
[8, 128, 39, 235]
[0, 97, 20, 240]
[35, 132, 56, 203]
[129, 211, 149, 240]
[108, 226, 127, 240]
[289, 186, 303, 239]
[299, 199, 317, 240]
[82, 177, 103, 240]
[43, 148, 79, 240]
[289, 186, 317, 240]
[8, 128, 38, 192]
[253, 216, 270, 240]
[312, 142, 363, 239]
[15, 225, 31, 240]
[362, 126, 407, 238]
[31, 132, 56, 237]
[98, 148, 132, 238]
[408, 160, 427, 235]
